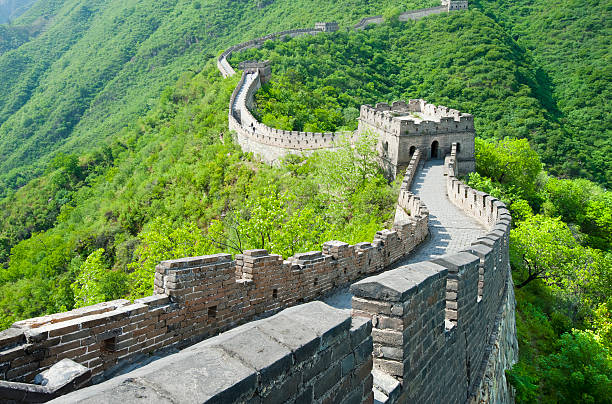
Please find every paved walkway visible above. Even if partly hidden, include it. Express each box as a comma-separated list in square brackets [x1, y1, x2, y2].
[323, 160, 486, 310]
[232, 72, 256, 122]
[392, 160, 486, 265]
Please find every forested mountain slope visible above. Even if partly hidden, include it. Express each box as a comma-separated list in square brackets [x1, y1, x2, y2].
[0, 0, 437, 195]
[0, 0, 36, 23]
[473, 0, 611, 187]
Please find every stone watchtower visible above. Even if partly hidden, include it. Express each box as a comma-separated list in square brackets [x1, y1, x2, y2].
[358, 99, 476, 178]
[315, 22, 340, 32]
[238, 60, 272, 84]
[441, 0, 469, 10]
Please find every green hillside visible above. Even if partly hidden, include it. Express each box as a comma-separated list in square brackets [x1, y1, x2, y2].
[0, 0, 610, 400]
[0, 0, 436, 195]
[0, 0, 36, 23]
[473, 0, 611, 187]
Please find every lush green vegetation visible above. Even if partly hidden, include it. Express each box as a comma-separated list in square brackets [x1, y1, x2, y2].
[0, 0, 35, 24]
[467, 138, 611, 403]
[473, 0, 611, 186]
[0, 62, 397, 328]
[0, 0, 435, 196]
[0, 0, 609, 400]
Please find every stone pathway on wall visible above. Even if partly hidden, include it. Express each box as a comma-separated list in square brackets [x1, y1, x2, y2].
[232, 72, 257, 121]
[323, 160, 487, 310]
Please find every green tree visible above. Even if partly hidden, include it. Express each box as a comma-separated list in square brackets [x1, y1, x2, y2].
[128, 217, 212, 299]
[475, 138, 543, 202]
[71, 248, 107, 308]
[510, 215, 579, 288]
[540, 330, 612, 403]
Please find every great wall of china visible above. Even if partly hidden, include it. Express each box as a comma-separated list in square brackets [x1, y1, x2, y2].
[0, 2, 518, 403]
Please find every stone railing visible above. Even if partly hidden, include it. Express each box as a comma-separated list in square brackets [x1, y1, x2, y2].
[394, 149, 425, 223]
[217, 27, 325, 78]
[349, 147, 515, 403]
[0, 165, 429, 389]
[354, 5, 451, 29]
[52, 302, 375, 404]
[359, 101, 475, 135]
[221, 2, 470, 165]
[228, 69, 349, 164]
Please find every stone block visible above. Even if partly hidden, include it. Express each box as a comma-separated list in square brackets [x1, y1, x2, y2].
[254, 314, 319, 365]
[350, 317, 372, 349]
[209, 327, 292, 386]
[433, 252, 479, 276]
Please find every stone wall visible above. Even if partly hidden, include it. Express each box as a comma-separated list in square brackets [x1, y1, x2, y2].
[0, 166, 428, 388]
[350, 144, 516, 403]
[359, 101, 476, 178]
[354, 5, 453, 29]
[52, 302, 375, 404]
[229, 70, 348, 164]
[221, 4, 470, 167]
[217, 26, 327, 78]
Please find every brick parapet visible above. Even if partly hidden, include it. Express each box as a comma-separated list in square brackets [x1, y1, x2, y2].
[0, 164, 430, 386]
[51, 302, 376, 404]
[354, 6, 450, 30]
[350, 151, 512, 403]
[217, 26, 327, 78]
[359, 101, 475, 136]
[228, 70, 346, 164]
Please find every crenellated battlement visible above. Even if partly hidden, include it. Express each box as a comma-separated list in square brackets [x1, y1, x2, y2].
[359, 100, 475, 136]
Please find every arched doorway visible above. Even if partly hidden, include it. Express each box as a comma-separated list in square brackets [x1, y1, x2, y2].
[409, 146, 416, 157]
[456, 143, 461, 154]
[431, 141, 439, 159]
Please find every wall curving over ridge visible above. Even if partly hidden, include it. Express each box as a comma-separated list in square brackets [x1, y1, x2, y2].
[0, 3, 522, 403]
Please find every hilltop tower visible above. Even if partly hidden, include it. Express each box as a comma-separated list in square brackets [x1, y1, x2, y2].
[441, 0, 469, 10]
[358, 99, 476, 178]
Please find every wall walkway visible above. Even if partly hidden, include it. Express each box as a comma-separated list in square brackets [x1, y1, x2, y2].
[395, 160, 486, 264]
[325, 159, 486, 308]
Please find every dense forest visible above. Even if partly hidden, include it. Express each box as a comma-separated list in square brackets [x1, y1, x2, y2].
[0, 0, 610, 401]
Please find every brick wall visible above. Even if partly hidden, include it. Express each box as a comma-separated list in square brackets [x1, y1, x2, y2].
[52, 302, 375, 404]
[350, 150, 515, 403]
[0, 165, 429, 386]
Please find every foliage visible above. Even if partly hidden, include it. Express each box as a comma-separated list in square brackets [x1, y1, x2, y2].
[539, 330, 612, 403]
[129, 217, 212, 299]
[510, 215, 579, 288]
[474, 138, 542, 203]
[71, 248, 129, 308]
[474, 0, 612, 186]
[467, 132, 611, 403]
[0, 60, 396, 327]
[0, 0, 438, 196]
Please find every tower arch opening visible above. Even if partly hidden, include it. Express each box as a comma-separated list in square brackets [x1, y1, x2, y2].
[431, 140, 439, 159]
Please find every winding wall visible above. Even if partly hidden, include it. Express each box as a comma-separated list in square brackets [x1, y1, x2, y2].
[229, 70, 349, 164]
[221, 2, 469, 165]
[0, 151, 429, 389]
[349, 145, 517, 403]
[0, 3, 520, 403]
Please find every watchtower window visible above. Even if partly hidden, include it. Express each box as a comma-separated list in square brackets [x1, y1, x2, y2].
[409, 146, 416, 157]
[456, 143, 461, 153]
[272, 289, 278, 299]
[208, 305, 217, 319]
